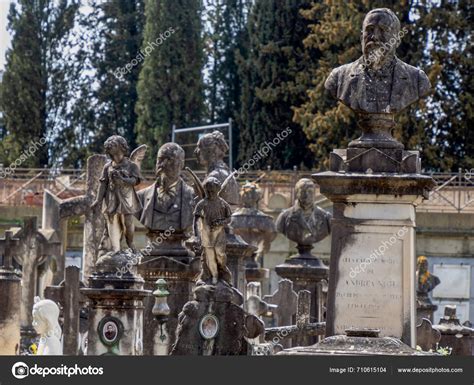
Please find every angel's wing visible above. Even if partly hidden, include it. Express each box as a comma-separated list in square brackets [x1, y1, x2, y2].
[219, 169, 238, 198]
[185, 167, 205, 199]
[130, 144, 148, 170]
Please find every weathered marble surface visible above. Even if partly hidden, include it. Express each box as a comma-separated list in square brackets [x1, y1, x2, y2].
[32, 297, 63, 355]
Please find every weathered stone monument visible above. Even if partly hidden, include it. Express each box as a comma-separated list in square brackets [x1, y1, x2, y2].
[284, 8, 435, 354]
[0, 230, 22, 354]
[171, 175, 263, 355]
[1, 216, 61, 352]
[81, 136, 150, 355]
[416, 255, 440, 323]
[192, 131, 255, 295]
[42, 153, 107, 281]
[44, 266, 86, 355]
[136, 142, 197, 354]
[433, 305, 473, 356]
[275, 178, 331, 324]
[231, 182, 276, 284]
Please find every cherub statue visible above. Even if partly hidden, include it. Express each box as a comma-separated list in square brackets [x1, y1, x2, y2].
[32, 297, 62, 355]
[187, 169, 236, 285]
[91, 135, 147, 253]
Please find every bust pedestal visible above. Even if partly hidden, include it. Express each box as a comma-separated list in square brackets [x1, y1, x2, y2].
[138, 232, 197, 355]
[275, 244, 328, 324]
[82, 251, 150, 355]
[313, 167, 435, 347]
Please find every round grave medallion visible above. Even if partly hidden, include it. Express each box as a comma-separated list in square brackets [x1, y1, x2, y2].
[199, 314, 219, 340]
[98, 316, 124, 347]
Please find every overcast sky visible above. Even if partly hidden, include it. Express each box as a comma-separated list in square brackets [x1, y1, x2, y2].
[0, 1, 12, 71]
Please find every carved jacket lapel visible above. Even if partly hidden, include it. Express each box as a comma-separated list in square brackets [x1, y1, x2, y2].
[348, 57, 367, 112]
[389, 58, 412, 112]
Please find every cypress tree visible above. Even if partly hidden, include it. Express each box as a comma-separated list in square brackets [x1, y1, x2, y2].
[135, 0, 205, 168]
[0, 0, 78, 168]
[237, 0, 316, 170]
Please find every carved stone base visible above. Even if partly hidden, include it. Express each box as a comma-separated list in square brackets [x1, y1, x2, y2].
[81, 269, 150, 355]
[171, 282, 263, 355]
[417, 302, 438, 324]
[330, 147, 421, 174]
[278, 329, 432, 356]
[275, 246, 328, 324]
[138, 255, 198, 355]
[313, 170, 435, 347]
[245, 267, 269, 283]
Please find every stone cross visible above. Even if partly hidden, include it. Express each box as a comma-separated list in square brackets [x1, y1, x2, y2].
[263, 279, 297, 327]
[44, 266, 85, 355]
[0, 230, 20, 269]
[263, 279, 297, 348]
[43, 155, 107, 279]
[4, 216, 61, 330]
[264, 289, 325, 348]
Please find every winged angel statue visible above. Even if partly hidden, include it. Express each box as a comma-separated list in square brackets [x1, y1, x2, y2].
[185, 167, 236, 285]
[91, 135, 147, 254]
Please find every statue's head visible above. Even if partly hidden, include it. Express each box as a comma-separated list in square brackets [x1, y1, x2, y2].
[204, 176, 221, 198]
[295, 178, 315, 209]
[156, 142, 185, 178]
[241, 182, 262, 209]
[361, 8, 401, 69]
[32, 297, 60, 336]
[195, 131, 228, 167]
[104, 135, 129, 161]
[417, 255, 428, 273]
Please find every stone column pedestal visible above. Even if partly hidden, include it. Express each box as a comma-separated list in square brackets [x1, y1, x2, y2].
[275, 244, 328, 324]
[138, 233, 197, 355]
[224, 231, 256, 296]
[0, 268, 22, 354]
[245, 266, 269, 285]
[313, 171, 435, 347]
[81, 253, 150, 356]
[417, 301, 438, 324]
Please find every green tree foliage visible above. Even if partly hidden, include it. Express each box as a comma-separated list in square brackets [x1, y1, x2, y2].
[237, 0, 316, 170]
[294, 0, 473, 171]
[0, 0, 78, 168]
[135, 0, 205, 168]
[55, 0, 145, 167]
[204, 0, 251, 123]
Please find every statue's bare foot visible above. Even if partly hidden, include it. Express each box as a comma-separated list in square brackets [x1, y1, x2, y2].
[212, 277, 218, 285]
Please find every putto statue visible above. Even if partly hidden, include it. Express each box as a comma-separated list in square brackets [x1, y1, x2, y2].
[325, 8, 431, 149]
[32, 297, 62, 355]
[91, 135, 147, 254]
[194, 131, 239, 205]
[187, 171, 235, 285]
